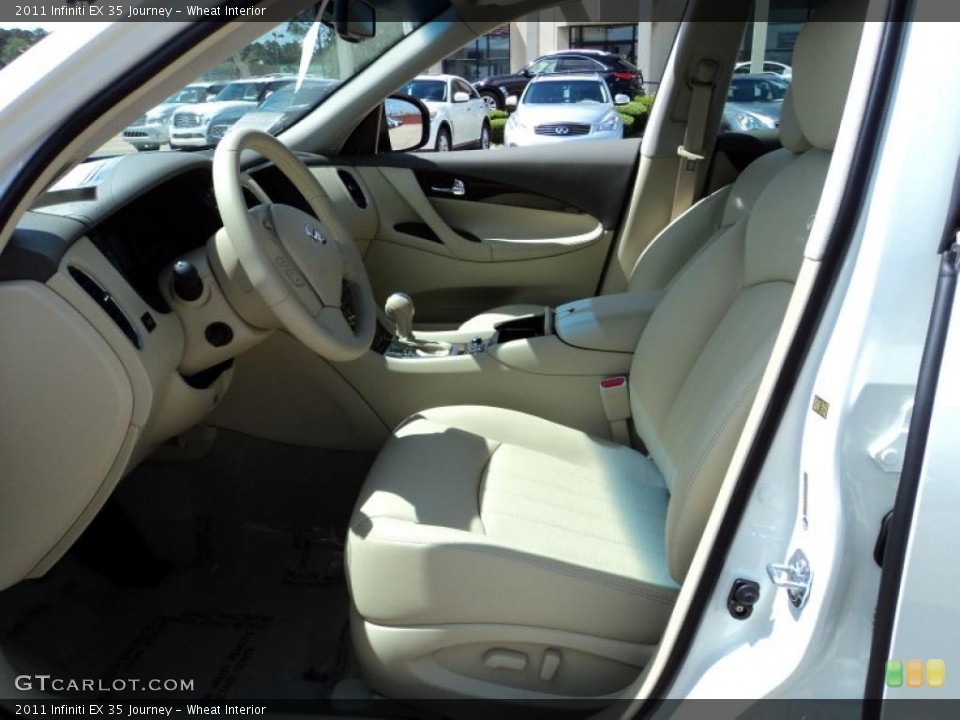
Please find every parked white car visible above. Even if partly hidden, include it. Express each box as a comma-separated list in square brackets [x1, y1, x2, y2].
[397, 74, 490, 151]
[168, 77, 295, 149]
[734, 60, 793, 79]
[121, 81, 225, 151]
[503, 73, 629, 148]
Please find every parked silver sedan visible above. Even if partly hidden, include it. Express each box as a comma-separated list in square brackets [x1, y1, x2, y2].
[721, 74, 790, 132]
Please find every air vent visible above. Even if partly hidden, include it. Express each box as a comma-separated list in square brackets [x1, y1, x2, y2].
[337, 170, 368, 209]
[68, 265, 142, 349]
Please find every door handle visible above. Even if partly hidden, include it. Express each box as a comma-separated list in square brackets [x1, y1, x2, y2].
[431, 179, 466, 197]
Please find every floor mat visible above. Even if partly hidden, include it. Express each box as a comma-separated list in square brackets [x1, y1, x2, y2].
[0, 433, 375, 700]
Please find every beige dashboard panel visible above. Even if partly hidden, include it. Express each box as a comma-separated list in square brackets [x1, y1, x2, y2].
[50, 239, 227, 468]
[0, 281, 134, 590]
[309, 166, 378, 256]
[207, 331, 389, 452]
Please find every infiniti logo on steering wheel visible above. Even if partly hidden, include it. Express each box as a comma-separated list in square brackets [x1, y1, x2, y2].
[305, 225, 327, 245]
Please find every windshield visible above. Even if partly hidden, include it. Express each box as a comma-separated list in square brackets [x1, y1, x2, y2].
[524, 80, 608, 105]
[78, 3, 422, 156]
[399, 79, 447, 103]
[215, 81, 273, 102]
[165, 87, 208, 104]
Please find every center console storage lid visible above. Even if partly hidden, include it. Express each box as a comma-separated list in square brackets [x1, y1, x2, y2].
[555, 291, 664, 354]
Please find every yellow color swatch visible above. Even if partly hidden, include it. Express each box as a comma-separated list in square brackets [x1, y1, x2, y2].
[927, 660, 945, 688]
[906, 659, 924, 688]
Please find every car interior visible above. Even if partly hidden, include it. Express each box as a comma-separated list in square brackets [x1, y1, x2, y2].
[0, 0, 870, 712]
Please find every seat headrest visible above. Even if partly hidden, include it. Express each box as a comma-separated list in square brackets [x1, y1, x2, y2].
[782, 0, 867, 151]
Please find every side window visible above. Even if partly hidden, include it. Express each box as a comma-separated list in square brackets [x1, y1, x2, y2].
[526, 57, 558, 75]
[454, 79, 475, 98]
[557, 57, 600, 73]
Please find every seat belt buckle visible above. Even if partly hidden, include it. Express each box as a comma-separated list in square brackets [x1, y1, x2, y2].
[600, 376, 631, 444]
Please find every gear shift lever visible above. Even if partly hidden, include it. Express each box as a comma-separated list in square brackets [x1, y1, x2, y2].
[385, 292, 416, 342]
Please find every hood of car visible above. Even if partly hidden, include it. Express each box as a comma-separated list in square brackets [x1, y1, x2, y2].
[130, 102, 181, 125]
[724, 100, 782, 123]
[174, 100, 254, 119]
[147, 102, 180, 116]
[231, 110, 284, 134]
[515, 103, 613, 125]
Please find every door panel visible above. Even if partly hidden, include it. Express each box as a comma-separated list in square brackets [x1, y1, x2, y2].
[354, 165, 612, 323]
[349, 138, 640, 229]
[305, 139, 640, 325]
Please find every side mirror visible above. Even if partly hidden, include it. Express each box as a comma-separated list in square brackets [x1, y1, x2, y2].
[613, 93, 631, 106]
[520, 68, 532, 78]
[453, 91, 471, 104]
[385, 94, 429, 152]
[336, 0, 375, 42]
[505, 96, 518, 111]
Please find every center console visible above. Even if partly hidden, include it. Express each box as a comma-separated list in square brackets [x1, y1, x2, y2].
[374, 291, 662, 366]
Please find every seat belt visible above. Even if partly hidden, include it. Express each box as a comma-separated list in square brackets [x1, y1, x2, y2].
[600, 376, 631, 445]
[671, 59, 720, 220]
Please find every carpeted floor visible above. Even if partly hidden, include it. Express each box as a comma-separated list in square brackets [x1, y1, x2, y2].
[0, 429, 375, 700]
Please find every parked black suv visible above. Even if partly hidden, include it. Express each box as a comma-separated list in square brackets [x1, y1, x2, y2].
[473, 49, 645, 110]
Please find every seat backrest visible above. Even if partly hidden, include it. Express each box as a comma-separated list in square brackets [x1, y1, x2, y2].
[628, 0, 866, 581]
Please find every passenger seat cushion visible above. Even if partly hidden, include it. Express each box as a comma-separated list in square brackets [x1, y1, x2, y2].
[347, 406, 679, 645]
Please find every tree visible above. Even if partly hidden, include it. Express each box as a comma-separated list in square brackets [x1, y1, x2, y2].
[0, 28, 48, 68]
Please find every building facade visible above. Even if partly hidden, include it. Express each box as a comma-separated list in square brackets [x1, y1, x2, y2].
[431, 0, 823, 95]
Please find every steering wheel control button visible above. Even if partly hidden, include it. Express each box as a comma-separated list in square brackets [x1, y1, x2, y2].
[285, 267, 305, 287]
[172, 260, 204, 302]
[140, 312, 157, 333]
[205, 322, 234, 348]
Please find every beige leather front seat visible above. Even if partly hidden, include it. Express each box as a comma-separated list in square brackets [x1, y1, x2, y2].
[347, 2, 864, 701]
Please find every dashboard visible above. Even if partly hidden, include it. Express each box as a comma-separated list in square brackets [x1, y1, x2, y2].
[89, 168, 223, 313]
[0, 150, 332, 590]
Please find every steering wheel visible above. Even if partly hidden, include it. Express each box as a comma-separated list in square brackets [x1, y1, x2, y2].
[212, 128, 377, 362]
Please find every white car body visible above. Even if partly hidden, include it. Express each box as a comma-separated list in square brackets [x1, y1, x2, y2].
[734, 60, 793, 79]
[0, 2, 957, 709]
[121, 82, 224, 151]
[504, 73, 625, 147]
[397, 74, 489, 151]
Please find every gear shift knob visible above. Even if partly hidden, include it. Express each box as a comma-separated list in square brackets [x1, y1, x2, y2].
[385, 292, 415, 341]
